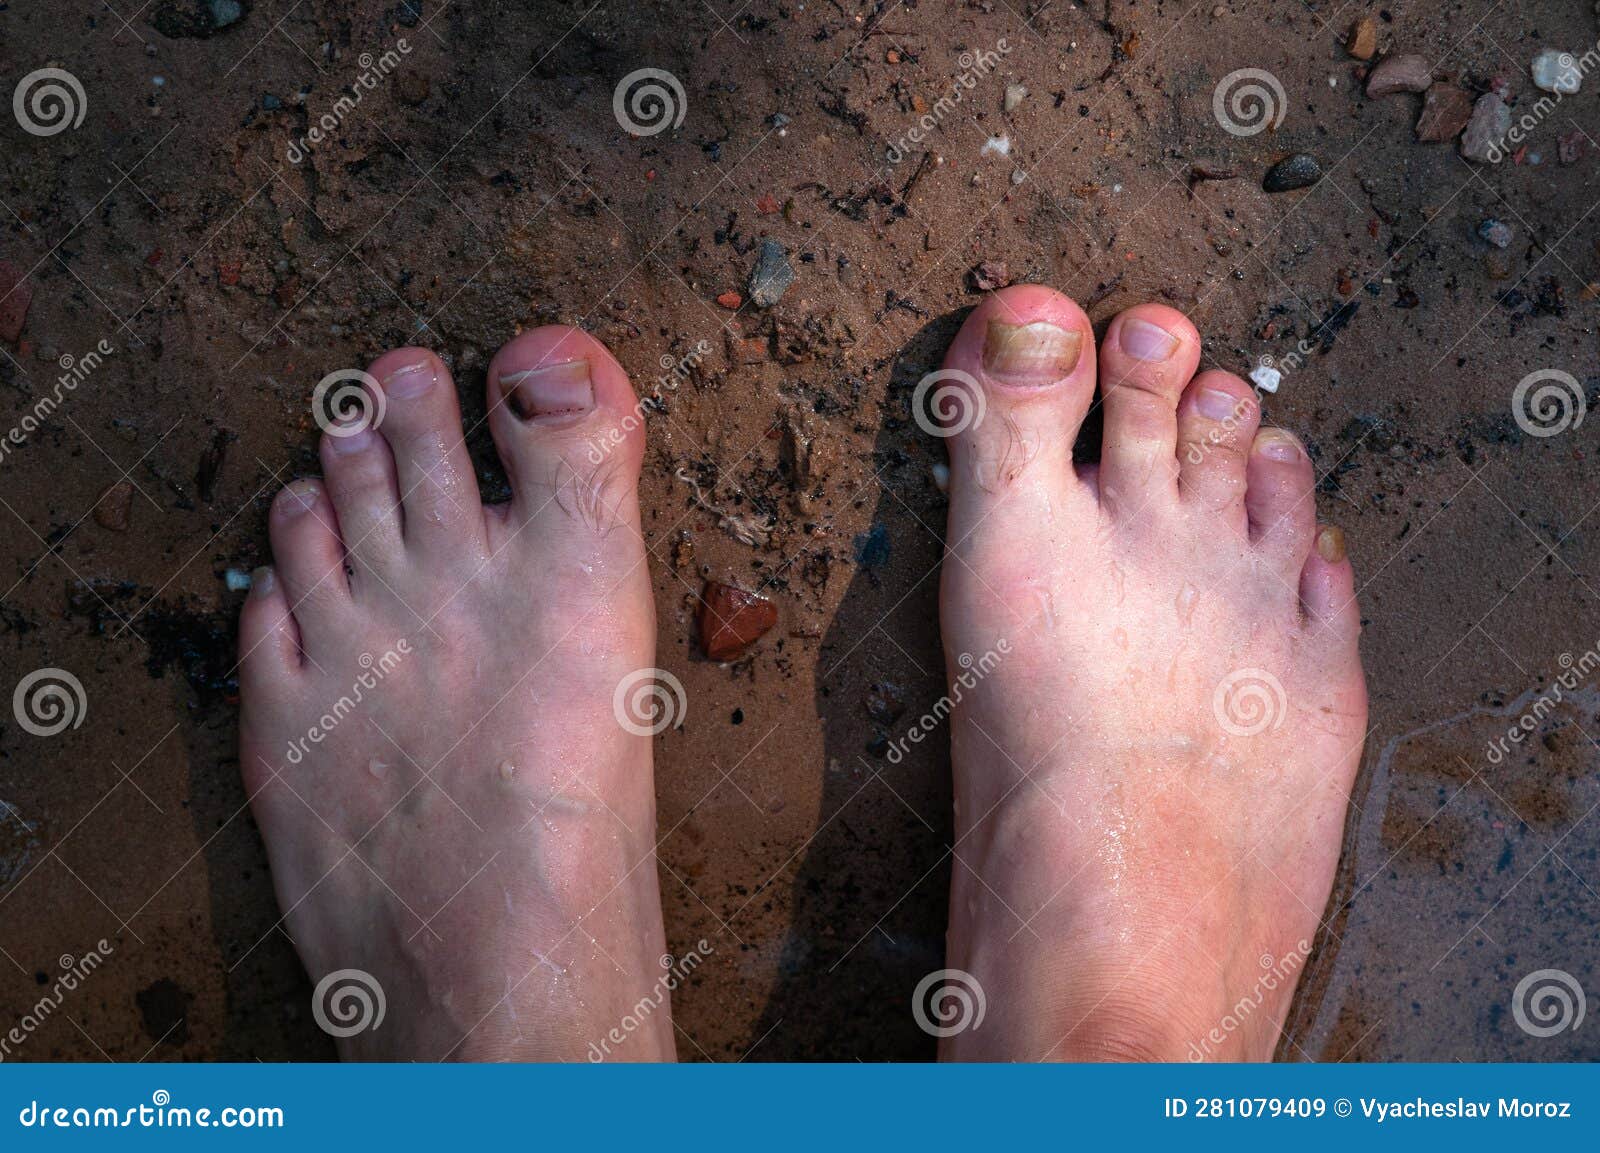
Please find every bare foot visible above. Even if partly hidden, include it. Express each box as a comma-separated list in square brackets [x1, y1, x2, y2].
[933, 286, 1368, 1061]
[238, 328, 673, 1061]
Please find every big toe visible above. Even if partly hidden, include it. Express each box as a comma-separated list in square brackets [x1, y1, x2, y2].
[933, 285, 1097, 515]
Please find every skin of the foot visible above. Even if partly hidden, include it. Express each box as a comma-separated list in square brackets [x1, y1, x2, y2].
[933, 286, 1368, 1061]
[238, 328, 674, 1061]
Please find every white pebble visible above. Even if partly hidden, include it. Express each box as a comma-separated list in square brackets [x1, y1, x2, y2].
[1532, 49, 1582, 95]
[1250, 364, 1282, 394]
[981, 135, 1011, 158]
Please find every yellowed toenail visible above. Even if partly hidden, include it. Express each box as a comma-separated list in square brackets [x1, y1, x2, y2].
[500, 359, 594, 420]
[981, 320, 1082, 385]
[1253, 429, 1301, 462]
[1316, 525, 1346, 563]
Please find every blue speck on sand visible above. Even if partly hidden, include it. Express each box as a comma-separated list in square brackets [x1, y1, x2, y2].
[853, 523, 890, 569]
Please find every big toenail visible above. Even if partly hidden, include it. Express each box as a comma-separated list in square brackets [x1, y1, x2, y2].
[1254, 430, 1301, 462]
[1196, 387, 1241, 422]
[1316, 525, 1347, 563]
[278, 483, 319, 516]
[500, 359, 594, 421]
[383, 359, 436, 398]
[1118, 317, 1179, 361]
[327, 424, 374, 454]
[981, 321, 1082, 384]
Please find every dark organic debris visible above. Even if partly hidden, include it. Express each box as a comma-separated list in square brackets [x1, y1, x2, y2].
[1262, 154, 1322, 193]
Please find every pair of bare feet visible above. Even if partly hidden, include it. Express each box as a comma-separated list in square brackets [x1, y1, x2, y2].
[237, 285, 1367, 1062]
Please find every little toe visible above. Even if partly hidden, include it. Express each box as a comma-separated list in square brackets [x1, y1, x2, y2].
[936, 284, 1097, 510]
[367, 348, 487, 558]
[1245, 428, 1317, 572]
[1096, 304, 1202, 517]
[269, 478, 350, 638]
[485, 325, 644, 542]
[1299, 525, 1360, 638]
[1176, 370, 1259, 532]
[237, 565, 302, 677]
[319, 422, 404, 586]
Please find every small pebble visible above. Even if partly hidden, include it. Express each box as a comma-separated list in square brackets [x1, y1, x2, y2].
[1478, 218, 1513, 249]
[1366, 54, 1432, 97]
[747, 240, 794, 308]
[1459, 93, 1511, 162]
[1262, 153, 1322, 193]
[1250, 364, 1282, 394]
[1531, 49, 1582, 95]
[223, 567, 252, 591]
[1004, 84, 1028, 112]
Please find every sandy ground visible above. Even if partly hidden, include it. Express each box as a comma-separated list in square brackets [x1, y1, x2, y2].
[1, 0, 1598, 1061]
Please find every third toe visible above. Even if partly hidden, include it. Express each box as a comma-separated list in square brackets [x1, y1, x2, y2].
[1245, 428, 1317, 566]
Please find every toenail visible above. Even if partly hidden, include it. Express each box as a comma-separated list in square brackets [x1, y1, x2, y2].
[1196, 386, 1242, 422]
[249, 566, 276, 598]
[1316, 525, 1347, 563]
[500, 359, 594, 421]
[1254, 430, 1301, 462]
[277, 482, 320, 516]
[1117, 317, 1180, 362]
[327, 424, 375, 454]
[383, 359, 436, 399]
[981, 320, 1082, 385]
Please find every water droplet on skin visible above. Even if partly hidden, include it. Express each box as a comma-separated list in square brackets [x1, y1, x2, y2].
[498, 759, 517, 782]
[1113, 627, 1128, 649]
[1176, 582, 1199, 626]
[367, 758, 388, 779]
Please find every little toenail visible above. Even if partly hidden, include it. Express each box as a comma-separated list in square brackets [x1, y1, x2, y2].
[500, 359, 594, 421]
[981, 321, 1083, 385]
[249, 566, 275, 598]
[327, 424, 375, 454]
[1117, 317, 1180, 362]
[1316, 525, 1347, 563]
[277, 483, 320, 516]
[1254, 430, 1301, 462]
[383, 359, 436, 398]
[1196, 386, 1242, 422]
